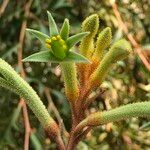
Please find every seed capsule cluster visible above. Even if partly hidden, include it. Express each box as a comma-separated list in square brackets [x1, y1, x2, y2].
[45, 35, 67, 51]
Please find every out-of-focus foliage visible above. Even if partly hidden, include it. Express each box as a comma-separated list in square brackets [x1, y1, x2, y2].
[0, 0, 149, 149]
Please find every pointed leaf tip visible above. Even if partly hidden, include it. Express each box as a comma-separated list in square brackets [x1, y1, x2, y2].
[67, 32, 90, 49]
[47, 11, 59, 37]
[22, 51, 60, 63]
[60, 18, 70, 40]
[26, 28, 49, 45]
[64, 51, 91, 63]
[22, 51, 90, 64]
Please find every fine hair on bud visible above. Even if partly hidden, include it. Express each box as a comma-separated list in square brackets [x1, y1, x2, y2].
[89, 39, 132, 88]
[93, 27, 112, 61]
[80, 14, 99, 57]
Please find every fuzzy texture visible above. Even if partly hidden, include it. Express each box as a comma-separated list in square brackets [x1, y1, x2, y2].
[87, 102, 150, 126]
[79, 14, 99, 57]
[89, 39, 132, 88]
[93, 27, 112, 61]
[0, 59, 55, 127]
[78, 14, 99, 86]
[75, 102, 150, 132]
[60, 62, 79, 102]
[89, 27, 112, 77]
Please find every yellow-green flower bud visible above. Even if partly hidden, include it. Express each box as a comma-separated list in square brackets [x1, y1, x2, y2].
[93, 27, 112, 61]
[78, 14, 99, 86]
[79, 14, 99, 57]
[45, 35, 68, 60]
[89, 39, 132, 88]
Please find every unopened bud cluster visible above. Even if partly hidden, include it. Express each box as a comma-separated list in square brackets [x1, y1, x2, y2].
[45, 35, 68, 59]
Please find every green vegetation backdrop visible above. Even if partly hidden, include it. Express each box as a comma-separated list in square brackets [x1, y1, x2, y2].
[0, 0, 149, 149]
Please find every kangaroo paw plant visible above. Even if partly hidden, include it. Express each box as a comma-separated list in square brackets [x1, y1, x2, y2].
[0, 12, 150, 150]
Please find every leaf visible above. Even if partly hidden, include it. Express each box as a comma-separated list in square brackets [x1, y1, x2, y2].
[65, 51, 91, 63]
[26, 29, 49, 45]
[47, 11, 59, 37]
[22, 51, 59, 63]
[142, 44, 150, 51]
[52, 0, 71, 10]
[67, 32, 90, 49]
[140, 122, 150, 131]
[1, 44, 18, 60]
[30, 133, 43, 150]
[60, 18, 70, 40]
[22, 51, 90, 63]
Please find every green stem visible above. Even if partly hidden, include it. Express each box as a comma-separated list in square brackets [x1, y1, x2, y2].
[0, 59, 54, 127]
[0, 59, 65, 149]
[75, 102, 150, 133]
[60, 62, 79, 102]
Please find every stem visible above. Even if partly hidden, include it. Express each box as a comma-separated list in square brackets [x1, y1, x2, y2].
[60, 62, 79, 127]
[112, 3, 150, 71]
[60, 62, 79, 102]
[18, 0, 33, 148]
[45, 87, 68, 137]
[75, 102, 150, 133]
[0, 59, 65, 149]
[66, 132, 76, 150]
[0, 59, 52, 127]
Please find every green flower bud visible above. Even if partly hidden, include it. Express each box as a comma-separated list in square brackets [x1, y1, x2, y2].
[80, 14, 99, 57]
[93, 27, 112, 61]
[45, 35, 68, 60]
[89, 39, 132, 88]
[82, 14, 99, 38]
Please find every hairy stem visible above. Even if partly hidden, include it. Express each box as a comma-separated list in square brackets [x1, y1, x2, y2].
[60, 62, 79, 102]
[75, 102, 150, 133]
[60, 62, 79, 127]
[0, 59, 65, 149]
[0, 59, 53, 127]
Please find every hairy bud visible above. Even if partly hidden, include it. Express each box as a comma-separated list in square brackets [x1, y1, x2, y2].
[79, 14, 99, 57]
[89, 39, 132, 88]
[93, 27, 112, 61]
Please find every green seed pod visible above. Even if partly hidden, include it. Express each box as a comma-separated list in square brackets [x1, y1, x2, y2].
[93, 27, 112, 61]
[60, 62, 79, 102]
[89, 39, 132, 88]
[79, 14, 99, 57]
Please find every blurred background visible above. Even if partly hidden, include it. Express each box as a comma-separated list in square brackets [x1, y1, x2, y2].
[0, 0, 150, 149]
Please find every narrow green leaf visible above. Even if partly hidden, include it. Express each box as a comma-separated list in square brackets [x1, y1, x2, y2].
[47, 11, 59, 37]
[64, 51, 91, 63]
[60, 18, 70, 40]
[67, 32, 90, 49]
[22, 51, 59, 63]
[140, 122, 150, 131]
[23, 51, 90, 63]
[30, 133, 43, 150]
[26, 29, 49, 45]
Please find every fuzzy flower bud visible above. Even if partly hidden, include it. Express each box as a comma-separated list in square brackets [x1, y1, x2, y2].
[89, 39, 132, 88]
